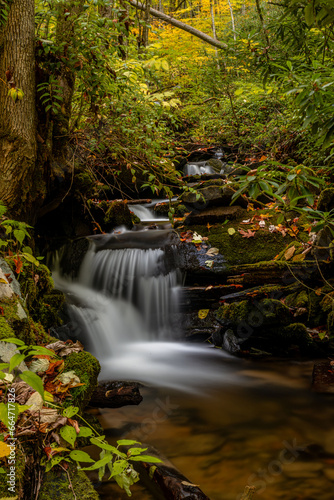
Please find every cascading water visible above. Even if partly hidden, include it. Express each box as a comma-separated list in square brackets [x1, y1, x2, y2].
[183, 162, 216, 176]
[55, 227, 238, 392]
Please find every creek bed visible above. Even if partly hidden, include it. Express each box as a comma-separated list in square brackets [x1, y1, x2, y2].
[86, 360, 334, 500]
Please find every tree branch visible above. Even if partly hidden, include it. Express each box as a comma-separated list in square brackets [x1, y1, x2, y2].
[127, 0, 228, 49]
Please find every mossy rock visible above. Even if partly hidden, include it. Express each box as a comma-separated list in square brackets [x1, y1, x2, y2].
[181, 184, 245, 209]
[328, 311, 334, 337]
[317, 187, 334, 212]
[187, 223, 292, 266]
[8, 262, 64, 331]
[104, 200, 133, 229]
[38, 464, 99, 500]
[63, 351, 100, 411]
[154, 201, 188, 217]
[0, 315, 16, 340]
[216, 298, 292, 338]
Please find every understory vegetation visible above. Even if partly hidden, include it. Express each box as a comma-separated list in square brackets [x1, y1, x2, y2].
[1, 0, 334, 498]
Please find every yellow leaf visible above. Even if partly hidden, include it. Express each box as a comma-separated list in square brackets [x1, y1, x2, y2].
[0, 441, 11, 458]
[198, 309, 209, 319]
[292, 253, 305, 262]
[284, 246, 296, 261]
[228, 228, 236, 236]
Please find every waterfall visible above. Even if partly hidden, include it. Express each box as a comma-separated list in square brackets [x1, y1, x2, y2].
[183, 163, 215, 176]
[55, 228, 238, 392]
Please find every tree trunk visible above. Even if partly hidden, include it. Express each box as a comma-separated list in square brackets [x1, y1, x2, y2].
[0, 0, 40, 222]
[227, 0, 237, 41]
[128, 0, 228, 49]
[54, 1, 85, 151]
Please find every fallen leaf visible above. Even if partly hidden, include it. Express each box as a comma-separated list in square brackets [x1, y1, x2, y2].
[198, 309, 209, 319]
[205, 260, 214, 268]
[181, 481, 200, 487]
[192, 232, 203, 244]
[26, 391, 43, 412]
[227, 228, 236, 236]
[0, 440, 11, 458]
[292, 253, 305, 262]
[29, 358, 50, 374]
[284, 246, 296, 261]
[238, 229, 256, 238]
[206, 247, 219, 256]
[45, 341, 84, 357]
[68, 419, 80, 434]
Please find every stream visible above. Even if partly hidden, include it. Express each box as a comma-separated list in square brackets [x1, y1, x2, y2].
[54, 190, 334, 499]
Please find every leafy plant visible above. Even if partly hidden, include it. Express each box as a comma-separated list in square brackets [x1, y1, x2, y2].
[41, 405, 162, 497]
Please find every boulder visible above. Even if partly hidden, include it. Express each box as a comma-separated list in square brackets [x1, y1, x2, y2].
[317, 187, 334, 212]
[181, 184, 247, 209]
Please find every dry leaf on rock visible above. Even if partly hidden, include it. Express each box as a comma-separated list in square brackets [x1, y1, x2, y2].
[29, 358, 50, 374]
[284, 246, 296, 261]
[198, 309, 209, 319]
[26, 391, 43, 412]
[45, 340, 84, 357]
[205, 260, 214, 268]
[10, 381, 34, 404]
[206, 247, 219, 256]
[56, 371, 81, 386]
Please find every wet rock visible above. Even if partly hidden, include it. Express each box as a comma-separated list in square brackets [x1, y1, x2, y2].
[0, 267, 14, 300]
[317, 187, 334, 212]
[184, 205, 246, 225]
[181, 184, 247, 209]
[222, 329, 242, 353]
[206, 158, 224, 172]
[104, 200, 133, 229]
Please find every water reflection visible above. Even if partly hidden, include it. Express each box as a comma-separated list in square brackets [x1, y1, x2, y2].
[92, 362, 334, 500]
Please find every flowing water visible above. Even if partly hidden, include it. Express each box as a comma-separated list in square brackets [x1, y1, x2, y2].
[183, 162, 216, 176]
[55, 227, 334, 499]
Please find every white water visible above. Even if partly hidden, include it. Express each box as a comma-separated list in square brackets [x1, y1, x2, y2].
[128, 204, 169, 222]
[55, 232, 241, 392]
[183, 162, 216, 176]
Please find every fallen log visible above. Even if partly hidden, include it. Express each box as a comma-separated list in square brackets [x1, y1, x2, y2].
[143, 461, 211, 500]
[128, 0, 228, 50]
[135, 448, 211, 500]
[89, 381, 143, 408]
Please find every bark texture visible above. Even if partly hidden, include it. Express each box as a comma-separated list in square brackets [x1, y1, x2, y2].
[0, 0, 39, 221]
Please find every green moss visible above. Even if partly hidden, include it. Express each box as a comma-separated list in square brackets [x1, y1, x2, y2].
[320, 291, 334, 313]
[327, 311, 334, 337]
[64, 351, 100, 411]
[104, 201, 133, 229]
[188, 223, 291, 265]
[38, 464, 99, 500]
[5, 262, 65, 331]
[217, 298, 291, 330]
[0, 315, 15, 340]
[317, 187, 334, 212]
[0, 447, 25, 498]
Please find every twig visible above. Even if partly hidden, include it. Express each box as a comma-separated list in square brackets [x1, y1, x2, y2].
[60, 464, 77, 500]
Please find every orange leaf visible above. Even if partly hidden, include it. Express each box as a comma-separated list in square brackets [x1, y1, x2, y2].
[259, 155, 267, 162]
[238, 229, 256, 238]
